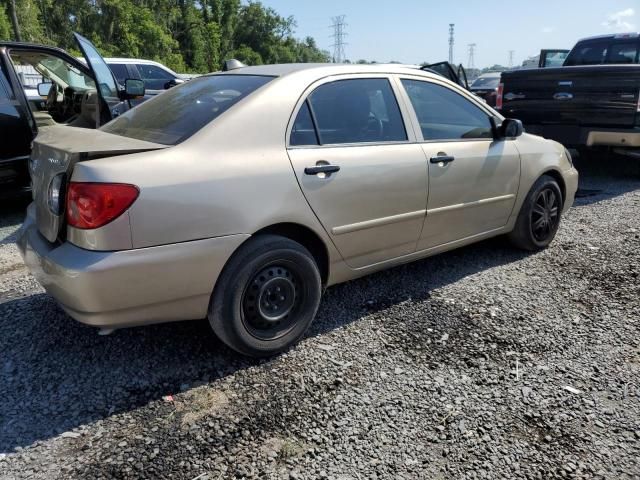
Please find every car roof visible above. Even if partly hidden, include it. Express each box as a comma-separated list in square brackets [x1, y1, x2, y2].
[210, 62, 439, 79]
[475, 72, 502, 78]
[576, 32, 639, 42]
[104, 57, 169, 66]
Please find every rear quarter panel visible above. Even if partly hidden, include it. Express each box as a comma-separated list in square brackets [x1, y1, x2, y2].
[70, 74, 344, 274]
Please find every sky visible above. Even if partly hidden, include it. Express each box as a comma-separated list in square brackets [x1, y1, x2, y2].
[261, 0, 639, 68]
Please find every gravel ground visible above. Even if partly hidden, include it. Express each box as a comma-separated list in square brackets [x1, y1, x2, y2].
[1, 155, 639, 479]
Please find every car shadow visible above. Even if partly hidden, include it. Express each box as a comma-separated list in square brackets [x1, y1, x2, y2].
[1, 152, 637, 453]
[572, 151, 640, 207]
[0, 236, 530, 453]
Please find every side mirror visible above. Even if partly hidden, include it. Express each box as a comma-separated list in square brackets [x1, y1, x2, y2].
[492, 117, 523, 139]
[123, 78, 145, 99]
[502, 118, 524, 138]
[164, 78, 184, 89]
[37, 82, 53, 97]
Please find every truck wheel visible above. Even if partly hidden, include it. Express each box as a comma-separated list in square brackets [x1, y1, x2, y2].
[508, 175, 563, 251]
[209, 235, 322, 357]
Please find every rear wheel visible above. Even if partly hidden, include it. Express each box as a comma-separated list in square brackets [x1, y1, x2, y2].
[209, 235, 322, 357]
[508, 175, 563, 251]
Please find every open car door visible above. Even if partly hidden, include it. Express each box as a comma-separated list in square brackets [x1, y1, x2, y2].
[538, 49, 570, 68]
[422, 62, 469, 89]
[73, 32, 127, 125]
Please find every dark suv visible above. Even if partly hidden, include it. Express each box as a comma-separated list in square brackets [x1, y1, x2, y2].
[0, 33, 145, 198]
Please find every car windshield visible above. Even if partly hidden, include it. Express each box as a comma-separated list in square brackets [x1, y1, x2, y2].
[9, 51, 95, 90]
[101, 74, 274, 145]
[470, 76, 500, 89]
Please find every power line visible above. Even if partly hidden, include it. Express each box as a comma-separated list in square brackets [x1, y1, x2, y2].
[448, 24, 455, 64]
[330, 15, 348, 63]
[467, 43, 476, 69]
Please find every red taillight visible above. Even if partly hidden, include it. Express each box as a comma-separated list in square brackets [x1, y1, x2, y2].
[496, 83, 504, 110]
[66, 182, 139, 230]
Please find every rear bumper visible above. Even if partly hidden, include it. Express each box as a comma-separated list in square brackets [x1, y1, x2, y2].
[17, 203, 249, 328]
[524, 124, 640, 148]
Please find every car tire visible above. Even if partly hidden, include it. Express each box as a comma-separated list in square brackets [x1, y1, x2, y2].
[508, 175, 563, 251]
[208, 234, 322, 357]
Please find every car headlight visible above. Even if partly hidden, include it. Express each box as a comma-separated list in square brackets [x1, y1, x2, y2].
[48, 173, 66, 215]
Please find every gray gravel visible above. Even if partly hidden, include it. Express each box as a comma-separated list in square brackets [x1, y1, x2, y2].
[1, 156, 639, 479]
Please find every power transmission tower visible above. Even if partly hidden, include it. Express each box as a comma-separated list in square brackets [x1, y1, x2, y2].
[508, 50, 515, 69]
[448, 24, 455, 63]
[330, 16, 348, 63]
[467, 43, 476, 69]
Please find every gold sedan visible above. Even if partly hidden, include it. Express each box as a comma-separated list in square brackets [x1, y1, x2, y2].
[18, 63, 578, 356]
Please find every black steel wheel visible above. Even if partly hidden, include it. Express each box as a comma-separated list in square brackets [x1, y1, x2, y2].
[508, 175, 564, 251]
[531, 187, 560, 243]
[241, 263, 303, 341]
[209, 235, 322, 357]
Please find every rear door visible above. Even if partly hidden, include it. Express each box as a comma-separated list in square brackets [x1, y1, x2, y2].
[73, 33, 127, 123]
[287, 76, 428, 269]
[398, 77, 520, 249]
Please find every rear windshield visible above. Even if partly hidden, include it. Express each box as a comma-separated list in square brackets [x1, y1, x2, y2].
[470, 76, 500, 89]
[101, 74, 274, 145]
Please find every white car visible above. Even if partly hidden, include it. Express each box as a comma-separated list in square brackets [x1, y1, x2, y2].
[78, 57, 197, 94]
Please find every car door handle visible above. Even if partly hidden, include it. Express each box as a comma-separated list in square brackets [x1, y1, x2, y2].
[304, 164, 341, 175]
[553, 92, 573, 100]
[430, 155, 455, 164]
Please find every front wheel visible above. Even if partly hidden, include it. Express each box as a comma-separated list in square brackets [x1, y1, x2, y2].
[508, 175, 563, 251]
[209, 235, 322, 357]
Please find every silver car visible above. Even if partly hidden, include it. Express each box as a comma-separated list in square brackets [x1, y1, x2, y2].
[18, 64, 579, 357]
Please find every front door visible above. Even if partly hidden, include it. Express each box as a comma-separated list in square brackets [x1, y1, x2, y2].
[287, 76, 428, 269]
[399, 77, 521, 250]
[73, 33, 127, 123]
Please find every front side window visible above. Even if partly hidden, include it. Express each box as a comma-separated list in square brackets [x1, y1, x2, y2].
[302, 78, 407, 145]
[137, 64, 175, 90]
[401, 79, 493, 141]
[101, 74, 274, 145]
[565, 41, 609, 66]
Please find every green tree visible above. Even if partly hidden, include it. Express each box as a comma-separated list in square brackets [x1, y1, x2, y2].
[0, 0, 329, 73]
[0, 3, 12, 40]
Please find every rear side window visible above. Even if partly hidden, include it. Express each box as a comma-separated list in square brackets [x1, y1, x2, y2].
[291, 102, 319, 146]
[401, 79, 493, 141]
[0, 63, 11, 100]
[565, 41, 609, 66]
[108, 64, 130, 84]
[606, 42, 639, 64]
[296, 78, 407, 145]
[101, 75, 274, 145]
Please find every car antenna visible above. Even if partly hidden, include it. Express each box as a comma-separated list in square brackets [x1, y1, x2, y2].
[222, 59, 247, 71]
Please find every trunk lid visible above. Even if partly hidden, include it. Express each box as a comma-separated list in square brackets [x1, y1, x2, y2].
[30, 126, 167, 243]
[500, 65, 640, 127]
